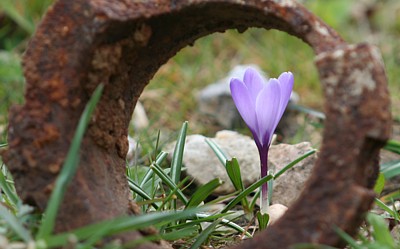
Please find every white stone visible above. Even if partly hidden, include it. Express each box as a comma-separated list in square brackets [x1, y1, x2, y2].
[266, 204, 288, 225]
[165, 130, 260, 194]
[131, 101, 149, 131]
[126, 136, 141, 164]
[269, 142, 317, 206]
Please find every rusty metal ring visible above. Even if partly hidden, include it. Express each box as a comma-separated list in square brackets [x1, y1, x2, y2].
[3, 0, 391, 248]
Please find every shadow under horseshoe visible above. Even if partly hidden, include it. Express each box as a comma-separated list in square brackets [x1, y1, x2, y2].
[3, 0, 392, 248]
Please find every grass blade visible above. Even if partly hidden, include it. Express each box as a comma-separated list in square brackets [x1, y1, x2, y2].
[160, 226, 198, 241]
[288, 103, 326, 120]
[0, 205, 32, 242]
[205, 138, 229, 167]
[77, 222, 114, 249]
[221, 174, 273, 213]
[226, 158, 244, 191]
[0, 166, 19, 206]
[380, 190, 400, 204]
[373, 173, 385, 195]
[128, 178, 159, 210]
[150, 162, 188, 205]
[157, 176, 191, 211]
[384, 139, 400, 154]
[36, 84, 103, 240]
[125, 226, 198, 248]
[374, 198, 400, 221]
[0, 0, 35, 34]
[186, 178, 223, 208]
[274, 149, 316, 179]
[171, 121, 188, 184]
[226, 158, 249, 211]
[189, 219, 220, 249]
[140, 151, 168, 188]
[366, 213, 395, 247]
[249, 188, 261, 211]
[333, 226, 363, 249]
[380, 160, 400, 180]
[256, 212, 269, 231]
[170, 122, 188, 211]
[167, 212, 252, 238]
[45, 209, 200, 247]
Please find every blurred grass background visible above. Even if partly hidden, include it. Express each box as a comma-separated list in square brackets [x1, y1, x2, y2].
[0, 0, 399, 141]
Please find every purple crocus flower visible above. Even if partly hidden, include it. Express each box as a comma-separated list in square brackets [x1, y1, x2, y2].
[230, 67, 294, 213]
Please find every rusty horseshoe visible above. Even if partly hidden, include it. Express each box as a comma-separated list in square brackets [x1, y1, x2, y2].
[3, 0, 391, 248]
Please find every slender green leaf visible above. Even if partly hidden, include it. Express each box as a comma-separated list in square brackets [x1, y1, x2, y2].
[150, 162, 188, 204]
[153, 129, 161, 160]
[380, 160, 400, 179]
[375, 198, 400, 221]
[0, 143, 7, 148]
[250, 189, 261, 211]
[36, 84, 104, 240]
[384, 139, 400, 154]
[170, 213, 227, 229]
[168, 212, 252, 238]
[135, 152, 168, 209]
[206, 192, 240, 206]
[125, 226, 198, 248]
[0, 0, 35, 34]
[45, 209, 200, 247]
[171, 121, 188, 184]
[367, 213, 395, 247]
[274, 149, 316, 179]
[205, 138, 229, 167]
[226, 158, 244, 191]
[128, 179, 159, 210]
[367, 213, 395, 248]
[288, 104, 326, 120]
[161, 226, 198, 241]
[0, 205, 32, 242]
[221, 174, 273, 213]
[140, 151, 168, 188]
[333, 226, 363, 249]
[157, 176, 190, 211]
[186, 178, 223, 208]
[169, 122, 188, 211]
[380, 190, 400, 204]
[256, 212, 269, 231]
[196, 214, 252, 238]
[78, 222, 114, 249]
[267, 178, 274, 207]
[226, 158, 250, 211]
[0, 166, 19, 206]
[189, 219, 220, 249]
[373, 173, 385, 195]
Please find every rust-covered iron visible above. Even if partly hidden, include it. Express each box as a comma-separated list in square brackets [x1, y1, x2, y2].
[2, 0, 391, 248]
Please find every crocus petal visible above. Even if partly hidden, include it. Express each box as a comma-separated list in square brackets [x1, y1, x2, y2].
[278, 72, 294, 111]
[275, 72, 294, 128]
[243, 68, 265, 101]
[230, 78, 258, 132]
[255, 79, 281, 147]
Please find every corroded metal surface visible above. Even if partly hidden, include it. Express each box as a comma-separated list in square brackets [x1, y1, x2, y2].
[2, 0, 391, 248]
